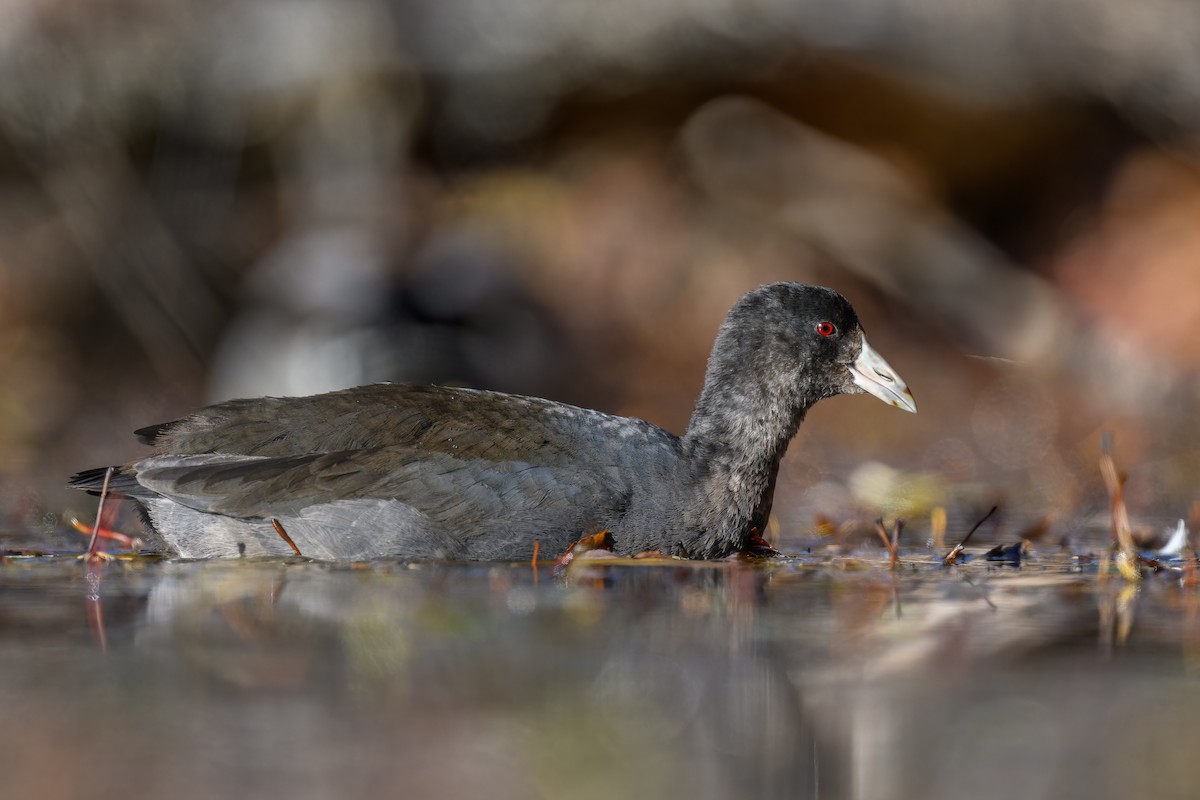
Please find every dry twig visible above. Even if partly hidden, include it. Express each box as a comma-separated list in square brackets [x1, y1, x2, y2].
[1098, 433, 1139, 581]
[82, 467, 116, 563]
[875, 519, 903, 570]
[271, 518, 303, 557]
[941, 505, 998, 566]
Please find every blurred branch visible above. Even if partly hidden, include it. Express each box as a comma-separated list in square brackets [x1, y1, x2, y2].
[40, 143, 221, 380]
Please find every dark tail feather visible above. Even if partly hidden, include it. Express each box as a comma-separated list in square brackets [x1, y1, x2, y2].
[69, 466, 160, 543]
[134, 422, 171, 445]
[68, 466, 143, 496]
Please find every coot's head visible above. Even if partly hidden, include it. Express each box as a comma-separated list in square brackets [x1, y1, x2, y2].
[712, 283, 916, 413]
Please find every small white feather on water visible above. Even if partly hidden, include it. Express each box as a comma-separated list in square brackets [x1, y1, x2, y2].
[1157, 519, 1188, 556]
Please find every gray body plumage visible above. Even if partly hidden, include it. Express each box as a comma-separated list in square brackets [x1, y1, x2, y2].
[71, 283, 915, 561]
[127, 388, 685, 559]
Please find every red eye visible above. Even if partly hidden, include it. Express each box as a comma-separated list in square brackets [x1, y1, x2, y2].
[816, 321, 836, 337]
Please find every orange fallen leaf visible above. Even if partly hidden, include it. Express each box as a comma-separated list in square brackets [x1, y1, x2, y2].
[555, 530, 613, 569]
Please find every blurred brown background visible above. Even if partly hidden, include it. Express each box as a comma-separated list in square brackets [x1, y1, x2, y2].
[3, 0, 1200, 550]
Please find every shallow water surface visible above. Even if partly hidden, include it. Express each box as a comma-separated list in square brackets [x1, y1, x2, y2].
[1, 554, 1197, 800]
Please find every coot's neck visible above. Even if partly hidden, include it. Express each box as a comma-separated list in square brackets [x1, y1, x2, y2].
[679, 346, 817, 557]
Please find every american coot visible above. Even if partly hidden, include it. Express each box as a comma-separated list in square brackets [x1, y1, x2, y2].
[71, 283, 915, 561]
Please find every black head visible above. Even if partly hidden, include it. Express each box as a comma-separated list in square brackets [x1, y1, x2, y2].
[742, 283, 862, 395]
[692, 283, 915, 437]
